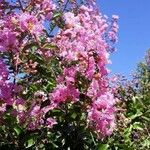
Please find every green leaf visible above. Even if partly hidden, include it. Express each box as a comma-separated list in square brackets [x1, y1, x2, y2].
[14, 126, 22, 136]
[141, 116, 150, 121]
[129, 111, 143, 120]
[133, 122, 143, 130]
[26, 138, 34, 148]
[23, 42, 38, 51]
[98, 144, 109, 150]
[71, 112, 77, 119]
[43, 43, 58, 50]
[53, 12, 61, 19]
[50, 109, 63, 116]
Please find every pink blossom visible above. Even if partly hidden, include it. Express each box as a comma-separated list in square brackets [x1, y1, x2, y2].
[35, 0, 56, 20]
[0, 59, 8, 80]
[30, 105, 41, 116]
[0, 28, 19, 52]
[46, 118, 57, 128]
[49, 84, 79, 107]
[85, 56, 96, 79]
[64, 12, 80, 27]
[18, 13, 43, 35]
[87, 92, 116, 137]
[0, 103, 6, 113]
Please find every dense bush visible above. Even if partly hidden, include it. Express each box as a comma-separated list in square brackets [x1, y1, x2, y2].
[106, 50, 150, 150]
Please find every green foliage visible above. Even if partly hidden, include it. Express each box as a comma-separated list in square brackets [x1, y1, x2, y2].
[107, 50, 150, 150]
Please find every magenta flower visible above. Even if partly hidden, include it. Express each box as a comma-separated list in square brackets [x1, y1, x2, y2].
[87, 92, 116, 137]
[18, 13, 43, 36]
[0, 28, 19, 52]
[46, 118, 57, 128]
[50, 84, 79, 107]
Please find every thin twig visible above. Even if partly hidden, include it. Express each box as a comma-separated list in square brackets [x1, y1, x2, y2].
[18, 0, 24, 12]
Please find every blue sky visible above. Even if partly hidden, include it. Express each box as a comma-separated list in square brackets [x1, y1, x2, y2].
[97, 0, 150, 77]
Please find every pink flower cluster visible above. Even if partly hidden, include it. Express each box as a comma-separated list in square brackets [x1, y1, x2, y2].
[87, 92, 116, 137]
[0, 60, 15, 106]
[34, 0, 56, 20]
[49, 83, 79, 107]
[0, 0, 118, 137]
[0, 59, 57, 130]
[18, 13, 44, 36]
[0, 14, 43, 53]
[108, 15, 119, 43]
[0, 0, 57, 131]
[0, 59, 8, 80]
[50, 4, 118, 136]
[27, 105, 57, 130]
[0, 26, 19, 52]
[0, 60, 21, 114]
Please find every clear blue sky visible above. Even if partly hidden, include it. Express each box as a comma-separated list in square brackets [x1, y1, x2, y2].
[97, 0, 150, 77]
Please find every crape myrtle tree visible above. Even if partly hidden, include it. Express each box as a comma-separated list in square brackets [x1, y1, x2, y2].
[0, 0, 118, 149]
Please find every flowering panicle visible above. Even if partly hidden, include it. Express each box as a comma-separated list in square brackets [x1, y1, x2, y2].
[87, 92, 116, 137]
[50, 3, 118, 136]
[0, 0, 118, 138]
